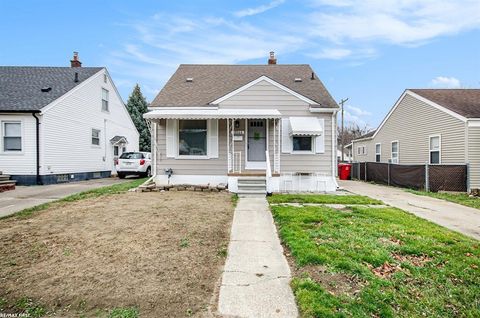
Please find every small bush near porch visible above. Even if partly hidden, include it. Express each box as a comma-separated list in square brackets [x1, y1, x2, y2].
[0, 185, 234, 317]
[270, 194, 480, 317]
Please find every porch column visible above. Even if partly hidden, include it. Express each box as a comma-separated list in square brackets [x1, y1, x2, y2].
[273, 118, 281, 173]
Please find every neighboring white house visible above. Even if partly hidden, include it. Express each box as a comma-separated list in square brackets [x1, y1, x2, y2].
[144, 53, 340, 194]
[351, 89, 480, 191]
[0, 53, 139, 185]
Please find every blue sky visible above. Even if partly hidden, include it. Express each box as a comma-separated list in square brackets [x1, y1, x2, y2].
[1, 0, 479, 128]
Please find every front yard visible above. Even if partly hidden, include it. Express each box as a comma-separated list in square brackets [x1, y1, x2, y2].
[0, 182, 234, 317]
[269, 194, 480, 317]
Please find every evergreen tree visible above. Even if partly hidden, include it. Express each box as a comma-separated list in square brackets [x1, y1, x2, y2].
[126, 84, 151, 152]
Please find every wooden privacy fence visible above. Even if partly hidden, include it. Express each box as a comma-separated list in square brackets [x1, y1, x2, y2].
[351, 162, 468, 192]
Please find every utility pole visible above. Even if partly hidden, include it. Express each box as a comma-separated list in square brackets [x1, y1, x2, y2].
[339, 98, 349, 162]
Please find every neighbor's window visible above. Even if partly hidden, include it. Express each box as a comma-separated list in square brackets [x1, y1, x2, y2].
[3, 122, 22, 152]
[92, 129, 100, 146]
[375, 143, 381, 162]
[102, 88, 109, 112]
[293, 136, 312, 151]
[179, 120, 207, 156]
[430, 136, 440, 164]
[114, 146, 119, 156]
[103, 74, 108, 83]
[391, 141, 399, 164]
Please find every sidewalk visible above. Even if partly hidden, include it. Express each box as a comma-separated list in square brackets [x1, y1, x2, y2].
[339, 180, 480, 240]
[218, 197, 298, 318]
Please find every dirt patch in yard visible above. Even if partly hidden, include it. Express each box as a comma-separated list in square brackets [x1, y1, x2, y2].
[0, 191, 234, 317]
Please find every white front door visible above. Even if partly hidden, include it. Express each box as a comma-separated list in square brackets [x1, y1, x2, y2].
[246, 119, 267, 169]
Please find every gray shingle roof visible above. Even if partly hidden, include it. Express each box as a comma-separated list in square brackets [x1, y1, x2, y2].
[0, 67, 103, 112]
[151, 64, 338, 108]
[410, 89, 480, 118]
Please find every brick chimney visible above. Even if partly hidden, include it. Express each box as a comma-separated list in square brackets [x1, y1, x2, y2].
[70, 52, 82, 68]
[268, 51, 277, 65]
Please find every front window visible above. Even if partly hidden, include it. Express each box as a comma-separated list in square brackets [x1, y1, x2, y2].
[102, 88, 109, 112]
[3, 122, 22, 152]
[179, 120, 207, 156]
[293, 136, 312, 151]
[430, 136, 440, 164]
[391, 141, 399, 164]
[92, 129, 100, 146]
[375, 143, 381, 162]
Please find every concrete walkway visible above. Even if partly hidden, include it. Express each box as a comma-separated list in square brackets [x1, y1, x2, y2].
[339, 180, 480, 240]
[0, 178, 129, 218]
[218, 197, 298, 318]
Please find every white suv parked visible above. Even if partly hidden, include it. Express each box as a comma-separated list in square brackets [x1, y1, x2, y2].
[115, 152, 152, 179]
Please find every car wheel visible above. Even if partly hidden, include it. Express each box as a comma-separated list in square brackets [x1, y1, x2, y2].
[146, 167, 152, 178]
[118, 173, 126, 179]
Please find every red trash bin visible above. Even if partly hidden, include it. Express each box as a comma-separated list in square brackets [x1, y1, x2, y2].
[338, 163, 352, 180]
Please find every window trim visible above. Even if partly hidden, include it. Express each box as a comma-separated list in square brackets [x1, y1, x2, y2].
[292, 135, 314, 154]
[177, 119, 208, 159]
[375, 143, 381, 163]
[101, 88, 109, 112]
[429, 135, 441, 164]
[391, 140, 399, 164]
[91, 128, 101, 147]
[1, 120, 23, 154]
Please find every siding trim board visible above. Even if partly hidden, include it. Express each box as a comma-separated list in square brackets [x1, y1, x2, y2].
[211, 76, 319, 105]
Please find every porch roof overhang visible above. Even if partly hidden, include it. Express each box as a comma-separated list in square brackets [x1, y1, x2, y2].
[289, 117, 323, 136]
[144, 107, 282, 120]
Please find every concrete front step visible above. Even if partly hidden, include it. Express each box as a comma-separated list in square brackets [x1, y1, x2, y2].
[0, 175, 11, 181]
[0, 180, 16, 185]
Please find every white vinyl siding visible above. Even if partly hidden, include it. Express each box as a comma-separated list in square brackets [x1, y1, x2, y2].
[467, 126, 480, 189]
[0, 114, 37, 175]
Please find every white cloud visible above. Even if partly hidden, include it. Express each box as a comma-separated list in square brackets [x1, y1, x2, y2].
[346, 104, 372, 116]
[234, 0, 285, 17]
[308, 48, 352, 59]
[308, 0, 480, 45]
[430, 76, 461, 88]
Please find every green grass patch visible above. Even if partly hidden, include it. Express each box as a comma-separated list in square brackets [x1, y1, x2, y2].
[407, 190, 480, 210]
[3, 178, 147, 220]
[271, 203, 480, 317]
[231, 193, 239, 207]
[267, 194, 382, 205]
[14, 297, 47, 318]
[108, 307, 139, 318]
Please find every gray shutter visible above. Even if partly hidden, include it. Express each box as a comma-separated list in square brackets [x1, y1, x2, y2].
[281, 118, 292, 153]
[315, 118, 325, 153]
[166, 119, 177, 158]
[207, 119, 219, 158]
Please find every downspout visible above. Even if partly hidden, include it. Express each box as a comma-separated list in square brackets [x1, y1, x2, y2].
[332, 110, 339, 188]
[32, 112, 42, 185]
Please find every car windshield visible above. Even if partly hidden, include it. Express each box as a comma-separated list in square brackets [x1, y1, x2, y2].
[119, 152, 144, 159]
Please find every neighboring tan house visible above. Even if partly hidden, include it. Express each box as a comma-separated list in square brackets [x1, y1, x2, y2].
[144, 53, 339, 194]
[351, 89, 480, 190]
[0, 53, 139, 185]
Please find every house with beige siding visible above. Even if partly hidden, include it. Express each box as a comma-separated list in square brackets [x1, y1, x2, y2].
[351, 89, 480, 191]
[144, 53, 339, 194]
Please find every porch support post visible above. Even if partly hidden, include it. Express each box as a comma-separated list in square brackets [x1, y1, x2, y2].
[227, 118, 231, 172]
[274, 118, 281, 173]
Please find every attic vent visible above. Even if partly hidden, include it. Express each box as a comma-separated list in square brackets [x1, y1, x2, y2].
[41, 87, 52, 92]
[294, 78, 302, 82]
[186, 77, 193, 82]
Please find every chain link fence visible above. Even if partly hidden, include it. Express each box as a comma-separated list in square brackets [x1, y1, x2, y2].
[351, 162, 468, 192]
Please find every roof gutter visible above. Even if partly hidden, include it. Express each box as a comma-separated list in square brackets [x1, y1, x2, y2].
[31, 112, 42, 185]
[309, 106, 339, 113]
[0, 110, 41, 114]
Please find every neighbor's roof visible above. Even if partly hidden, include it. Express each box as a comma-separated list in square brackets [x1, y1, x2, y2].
[0, 66, 103, 112]
[151, 64, 338, 108]
[410, 89, 480, 118]
[352, 130, 376, 142]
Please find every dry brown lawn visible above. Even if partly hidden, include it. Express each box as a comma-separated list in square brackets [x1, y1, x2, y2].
[0, 191, 234, 317]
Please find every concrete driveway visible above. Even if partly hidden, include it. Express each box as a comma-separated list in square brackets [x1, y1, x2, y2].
[0, 178, 130, 218]
[339, 180, 480, 240]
